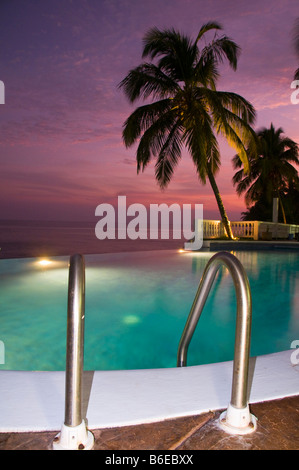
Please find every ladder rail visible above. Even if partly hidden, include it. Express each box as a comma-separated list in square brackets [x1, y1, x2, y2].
[177, 251, 252, 410]
[65, 253, 86, 427]
[53, 254, 94, 449]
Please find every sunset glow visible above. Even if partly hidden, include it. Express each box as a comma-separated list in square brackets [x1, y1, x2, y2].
[0, 1, 298, 223]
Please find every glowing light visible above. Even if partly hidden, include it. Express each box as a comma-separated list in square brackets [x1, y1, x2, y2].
[178, 249, 185, 253]
[123, 315, 141, 325]
[38, 259, 52, 267]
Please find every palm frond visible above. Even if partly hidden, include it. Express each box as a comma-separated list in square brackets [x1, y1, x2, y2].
[122, 99, 172, 147]
[281, 147, 299, 165]
[154, 121, 183, 187]
[195, 21, 223, 43]
[135, 110, 178, 173]
[182, 106, 219, 183]
[212, 91, 256, 124]
[232, 154, 243, 170]
[118, 63, 180, 103]
[194, 54, 219, 89]
[197, 88, 256, 173]
[200, 36, 240, 71]
[235, 174, 253, 197]
[142, 27, 198, 82]
[232, 167, 245, 185]
[142, 27, 194, 61]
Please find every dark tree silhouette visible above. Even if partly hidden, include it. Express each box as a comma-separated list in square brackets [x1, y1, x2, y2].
[119, 23, 256, 239]
[233, 124, 299, 224]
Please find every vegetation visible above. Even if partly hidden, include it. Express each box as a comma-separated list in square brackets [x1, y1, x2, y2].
[119, 23, 256, 239]
[240, 187, 299, 224]
[232, 124, 299, 224]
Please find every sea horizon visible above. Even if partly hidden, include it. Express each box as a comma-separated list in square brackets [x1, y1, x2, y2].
[0, 218, 186, 259]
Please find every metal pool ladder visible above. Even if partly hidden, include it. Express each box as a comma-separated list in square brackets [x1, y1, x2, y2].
[53, 254, 94, 450]
[177, 251, 257, 435]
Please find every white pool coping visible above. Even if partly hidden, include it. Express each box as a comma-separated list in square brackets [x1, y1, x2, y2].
[0, 349, 298, 432]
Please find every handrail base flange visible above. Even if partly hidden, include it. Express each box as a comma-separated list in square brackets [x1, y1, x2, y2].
[52, 420, 94, 450]
[218, 403, 257, 435]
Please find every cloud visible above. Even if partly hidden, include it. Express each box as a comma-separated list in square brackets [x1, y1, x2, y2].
[0, 0, 298, 222]
[122, 157, 136, 166]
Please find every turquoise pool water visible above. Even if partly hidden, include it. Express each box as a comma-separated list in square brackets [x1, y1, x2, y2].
[0, 249, 298, 371]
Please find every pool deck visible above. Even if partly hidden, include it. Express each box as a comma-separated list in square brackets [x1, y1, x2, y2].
[1, 394, 298, 450]
[0, 350, 298, 450]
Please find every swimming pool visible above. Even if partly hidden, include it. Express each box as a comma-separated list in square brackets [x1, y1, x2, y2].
[0, 249, 298, 371]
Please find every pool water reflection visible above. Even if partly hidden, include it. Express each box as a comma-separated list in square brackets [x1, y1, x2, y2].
[0, 249, 298, 371]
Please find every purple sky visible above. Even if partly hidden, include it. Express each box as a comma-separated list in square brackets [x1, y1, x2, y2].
[0, 0, 298, 222]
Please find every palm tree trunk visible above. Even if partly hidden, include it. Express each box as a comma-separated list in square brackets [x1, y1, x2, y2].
[273, 189, 287, 224]
[278, 194, 287, 224]
[207, 165, 235, 240]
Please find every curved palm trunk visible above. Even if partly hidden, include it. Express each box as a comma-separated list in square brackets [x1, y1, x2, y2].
[207, 165, 235, 240]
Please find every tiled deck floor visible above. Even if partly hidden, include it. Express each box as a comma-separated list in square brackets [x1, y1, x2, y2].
[1, 395, 298, 450]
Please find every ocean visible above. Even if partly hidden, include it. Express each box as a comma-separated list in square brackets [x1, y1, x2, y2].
[0, 219, 185, 259]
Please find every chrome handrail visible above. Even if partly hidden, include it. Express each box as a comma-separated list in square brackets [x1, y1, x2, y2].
[177, 251, 253, 414]
[53, 254, 94, 450]
[65, 253, 86, 427]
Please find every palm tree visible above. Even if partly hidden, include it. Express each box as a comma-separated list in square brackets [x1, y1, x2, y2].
[119, 23, 256, 240]
[232, 123, 299, 224]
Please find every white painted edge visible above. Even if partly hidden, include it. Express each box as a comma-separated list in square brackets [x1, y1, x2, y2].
[0, 349, 298, 432]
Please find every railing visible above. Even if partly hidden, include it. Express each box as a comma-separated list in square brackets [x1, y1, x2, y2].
[230, 221, 258, 240]
[202, 219, 259, 240]
[177, 251, 257, 434]
[202, 220, 225, 239]
[53, 254, 94, 450]
[201, 219, 299, 241]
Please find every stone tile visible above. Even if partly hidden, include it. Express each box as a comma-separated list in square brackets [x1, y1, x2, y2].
[0, 396, 298, 450]
[177, 396, 299, 450]
[93, 412, 213, 450]
[0, 431, 57, 450]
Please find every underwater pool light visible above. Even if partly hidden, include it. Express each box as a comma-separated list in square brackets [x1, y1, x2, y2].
[38, 259, 52, 267]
